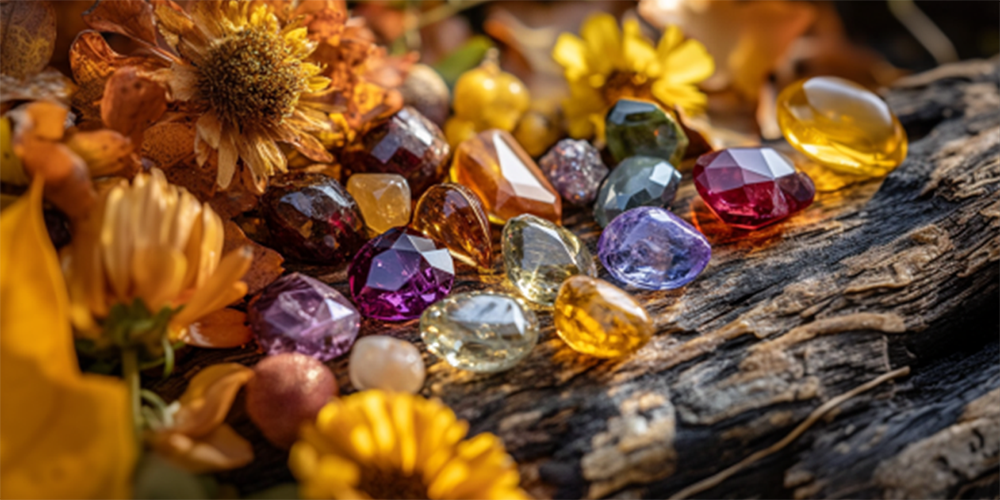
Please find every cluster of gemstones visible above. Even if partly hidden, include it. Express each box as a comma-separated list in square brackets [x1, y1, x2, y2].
[247, 75, 907, 390]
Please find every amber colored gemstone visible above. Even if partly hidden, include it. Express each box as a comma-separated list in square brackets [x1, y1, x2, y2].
[343, 106, 450, 195]
[554, 275, 653, 358]
[450, 129, 562, 225]
[411, 183, 493, 269]
[346, 173, 411, 234]
[777, 77, 907, 177]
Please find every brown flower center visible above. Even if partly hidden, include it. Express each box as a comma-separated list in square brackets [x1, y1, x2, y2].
[198, 24, 303, 128]
[357, 466, 429, 500]
[601, 71, 655, 105]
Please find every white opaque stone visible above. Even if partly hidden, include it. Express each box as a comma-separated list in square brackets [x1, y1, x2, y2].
[349, 336, 425, 393]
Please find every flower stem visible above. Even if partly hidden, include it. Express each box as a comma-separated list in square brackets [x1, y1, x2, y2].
[122, 347, 143, 453]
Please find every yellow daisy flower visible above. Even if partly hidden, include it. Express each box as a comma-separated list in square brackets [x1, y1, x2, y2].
[553, 13, 714, 140]
[290, 390, 529, 500]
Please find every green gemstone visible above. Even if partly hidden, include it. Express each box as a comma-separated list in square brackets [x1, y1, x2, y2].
[605, 98, 688, 166]
[502, 214, 596, 305]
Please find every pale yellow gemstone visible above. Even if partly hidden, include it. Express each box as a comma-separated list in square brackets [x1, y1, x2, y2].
[348, 336, 425, 393]
[502, 214, 596, 305]
[346, 173, 411, 234]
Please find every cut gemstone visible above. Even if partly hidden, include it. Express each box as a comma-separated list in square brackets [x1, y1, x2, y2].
[593, 156, 682, 227]
[502, 214, 596, 305]
[420, 291, 538, 373]
[348, 227, 455, 321]
[693, 147, 816, 229]
[450, 129, 561, 224]
[343, 106, 451, 195]
[598, 206, 711, 290]
[538, 138, 609, 206]
[605, 98, 688, 165]
[262, 173, 367, 263]
[248, 273, 360, 361]
[349, 336, 425, 393]
[411, 183, 493, 270]
[346, 173, 411, 234]
[554, 275, 653, 358]
[778, 77, 907, 177]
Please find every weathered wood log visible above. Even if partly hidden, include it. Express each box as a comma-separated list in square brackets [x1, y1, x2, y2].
[149, 58, 1000, 499]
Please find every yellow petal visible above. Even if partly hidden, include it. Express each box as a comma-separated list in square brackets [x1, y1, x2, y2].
[656, 25, 684, 56]
[580, 13, 621, 76]
[154, 424, 253, 474]
[171, 246, 251, 328]
[651, 80, 708, 115]
[552, 33, 591, 82]
[175, 363, 254, 437]
[661, 39, 715, 85]
[622, 19, 658, 76]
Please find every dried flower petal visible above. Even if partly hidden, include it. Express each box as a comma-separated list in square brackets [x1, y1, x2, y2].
[69, 30, 167, 121]
[100, 66, 168, 145]
[180, 308, 253, 349]
[82, 0, 158, 46]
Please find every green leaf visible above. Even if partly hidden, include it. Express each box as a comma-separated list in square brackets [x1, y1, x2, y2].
[432, 36, 494, 89]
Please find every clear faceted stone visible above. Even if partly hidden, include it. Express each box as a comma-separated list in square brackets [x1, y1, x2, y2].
[248, 273, 361, 361]
[605, 98, 688, 165]
[593, 156, 682, 227]
[349, 336, 425, 393]
[502, 214, 596, 305]
[538, 139, 609, 206]
[421, 292, 539, 373]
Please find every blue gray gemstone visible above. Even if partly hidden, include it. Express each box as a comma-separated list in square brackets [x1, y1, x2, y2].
[593, 156, 682, 227]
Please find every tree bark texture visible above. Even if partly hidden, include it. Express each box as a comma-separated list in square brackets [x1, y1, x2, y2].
[149, 58, 1000, 499]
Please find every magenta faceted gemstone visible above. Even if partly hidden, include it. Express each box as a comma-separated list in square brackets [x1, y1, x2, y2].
[693, 147, 816, 229]
[248, 273, 360, 361]
[348, 227, 455, 321]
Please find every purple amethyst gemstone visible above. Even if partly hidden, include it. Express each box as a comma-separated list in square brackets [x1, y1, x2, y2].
[538, 139, 609, 206]
[348, 227, 455, 321]
[598, 207, 711, 290]
[248, 273, 360, 361]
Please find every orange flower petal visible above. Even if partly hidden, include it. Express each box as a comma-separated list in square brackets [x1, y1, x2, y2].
[180, 308, 253, 349]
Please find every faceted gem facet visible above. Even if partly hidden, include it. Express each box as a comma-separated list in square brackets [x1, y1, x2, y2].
[344, 106, 451, 195]
[693, 147, 816, 229]
[420, 291, 538, 373]
[538, 139, 609, 206]
[502, 214, 596, 305]
[777, 76, 907, 177]
[248, 273, 361, 361]
[593, 156, 682, 227]
[346, 173, 411, 234]
[349, 336, 425, 393]
[554, 275, 653, 358]
[605, 98, 688, 165]
[262, 173, 366, 263]
[411, 183, 493, 269]
[348, 227, 455, 321]
[598, 207, 711, 290]
[451, 129, 562, 224]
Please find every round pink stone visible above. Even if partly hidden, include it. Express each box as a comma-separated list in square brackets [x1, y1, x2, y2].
[348, 227, 455, 321]
[693, 147, 815, 230]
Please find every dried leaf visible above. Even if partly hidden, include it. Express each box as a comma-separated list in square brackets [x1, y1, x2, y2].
[141, 118, 197, 170]
[0, 0, 56, 79]
[293, 0, 347, 42]
[64, 128, 137, 177]
[0, 68, 76, 108]
[101, 66, 167, 145]
[82, 0, 157, 46]
[221, 220, 283, 295]
[69, 30, 165, 121]
[180, 308, 253, 349]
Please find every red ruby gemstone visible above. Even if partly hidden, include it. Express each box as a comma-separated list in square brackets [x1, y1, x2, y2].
[693, 148, 816, 229]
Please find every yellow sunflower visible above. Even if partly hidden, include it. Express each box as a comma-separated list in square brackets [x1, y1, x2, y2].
[553, 13, 714, 140]
[150, 0, 335, 190]
[290, 390, 529, 500]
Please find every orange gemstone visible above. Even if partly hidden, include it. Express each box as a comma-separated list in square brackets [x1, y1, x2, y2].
[450, 129, 562, 225]
[411, 183, 494, 270]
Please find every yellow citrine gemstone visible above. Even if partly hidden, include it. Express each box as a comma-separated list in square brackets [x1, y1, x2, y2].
[777, 76, 907, 178]
[554, 275, 654, 358]
[346, 173, 411, 234]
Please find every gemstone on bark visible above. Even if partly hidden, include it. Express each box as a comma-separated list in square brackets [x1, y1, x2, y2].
[411, 183, 493, 270]
[420, 291, 538, 373]
[598, 207, 711, 290]
[538, 139, 609, 206]
[450, 129, 561, 224]
[502, 214, 596, 305]
[248, 273, 361, 361]
[693, 147, 816, 229]
[346, 173, 411, 234]
[348, 227, 455, 321]
[778, 76, 907, 177]
[343, 106, 450, 195]
[593, 156, 682, 227]
[349, 336, 425, 393]
[262, 173, 367, 263]
[554, 275, 653, 358]
[605, 98, 688, 165]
